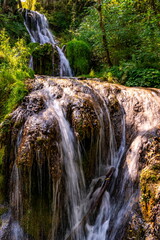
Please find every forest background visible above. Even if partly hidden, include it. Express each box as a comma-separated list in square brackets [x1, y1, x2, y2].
[0, 0, 160, 120]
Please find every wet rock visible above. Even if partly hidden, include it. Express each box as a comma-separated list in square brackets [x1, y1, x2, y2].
[108, 93, 124, 148]
[30, 43, 60, 76]
[71, 98, 100, 142]
[0, 77, 160, 240]
[139, 136, 160, 240]
[134, 101, 144, 112]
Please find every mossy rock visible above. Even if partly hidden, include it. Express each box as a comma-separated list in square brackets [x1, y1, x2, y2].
[0, 147, 4, 166]
[0, 114, 13, 143]
[0, 206, 8, 217]
[70, 97, 100, 182]
[140, 165, 160, 221]
[139, 136, 160, 238]
[0, 148, 5, 204]
[21, 198, 52, 240]
[29, 43, 60, 76]
[71, 98, 99, 143]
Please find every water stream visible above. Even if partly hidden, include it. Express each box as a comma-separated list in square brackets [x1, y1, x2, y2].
[0, 57, 160, 240]
[23, 10, 72, 77]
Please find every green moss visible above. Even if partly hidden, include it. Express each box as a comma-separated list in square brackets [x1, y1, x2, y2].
[140, 137, 160, 222]
[0, 115, 12, 142]
[140, 168, 159, 184]
[21, 198, 52, 240]
[0, 147, 5, 204]
[0, 175, 4, 204]
[0, 207, 8, 216]
[29, 43, 56, 75]
[151, 163, 160, 171]
[0, 148, 4, 166]
[66, 39, 91, 75]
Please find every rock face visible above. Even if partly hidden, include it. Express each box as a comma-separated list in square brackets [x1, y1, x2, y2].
[30, 43, 60, 76]
[0, 76, 159, 240]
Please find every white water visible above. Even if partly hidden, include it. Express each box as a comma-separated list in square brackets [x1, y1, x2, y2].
[4, 78, 160, 240]
[84, 103, 126, 240]
[42, 83, 85, 239]
[10, 164, 22, 220]
[24, 9, 72, 77]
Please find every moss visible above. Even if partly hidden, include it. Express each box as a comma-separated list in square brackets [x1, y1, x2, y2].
[0, 115, 12, 143]
[0, 206, 8, 216]
[70, 98, 100, 183]
[36, 136, 44, 145]
[140, 168, 159, 184]
[140, 170, 159, 221]
[21, 198, 52, 240]
[0, 146, 5, 204]
[72, 101, 99, 142]
[29, 43, 58, 75]
[108, 94, 120, 113]
[0, 147, 4, 166]
[139, 136, 160, 222]
[66, 39, 91, 75]
[123, 222, 145, 240]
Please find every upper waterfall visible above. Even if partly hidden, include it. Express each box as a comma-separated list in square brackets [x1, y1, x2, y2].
[23, 9, 72, 77]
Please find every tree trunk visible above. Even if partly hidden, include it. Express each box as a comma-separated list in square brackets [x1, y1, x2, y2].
[2, 0, 18, 12]
[18, 0, 22, 8]
[96, 0, 112, 67]
[2, 0, 8, 9]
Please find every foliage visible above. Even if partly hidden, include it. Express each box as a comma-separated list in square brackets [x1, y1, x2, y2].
[75, 0, 160, 87]
[101, 62, 160, 88]
[22, 0, 37, 10]
[29, 42, 55, 75]
[66, 39, 91, 75]
[0, 29, 34, 121]
[125, 68, 160, 88]
[34, 0, 94, 39]
[0, 11, 29, 44]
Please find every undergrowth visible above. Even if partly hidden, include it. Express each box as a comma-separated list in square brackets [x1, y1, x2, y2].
[0, 29, 34, 121]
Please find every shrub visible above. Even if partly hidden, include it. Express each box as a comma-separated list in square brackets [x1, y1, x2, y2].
[125, 68, 160, 88]
[102, 62, 160, 88]
[66, 39, 91, 76]
[0, 29, 34, 121]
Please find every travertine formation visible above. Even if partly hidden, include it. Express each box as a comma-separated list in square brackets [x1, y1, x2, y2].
[0, 76, 159, 240]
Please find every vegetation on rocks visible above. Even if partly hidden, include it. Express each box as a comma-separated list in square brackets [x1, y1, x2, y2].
[29, 43, 57, 75]
[139, 136, 160, 239]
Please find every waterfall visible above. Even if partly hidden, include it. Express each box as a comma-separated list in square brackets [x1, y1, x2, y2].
[1, 77, 160, 240]
[34, 81, 86, 239]
[23, 9, 72, 77]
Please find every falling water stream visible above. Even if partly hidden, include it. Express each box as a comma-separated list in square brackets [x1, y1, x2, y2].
[23, 10, 72, 77]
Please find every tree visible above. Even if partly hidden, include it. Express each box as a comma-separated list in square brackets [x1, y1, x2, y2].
[95, 0, 112, 67]
[21, 0, 36, 10]
[1, 0, 22, 12]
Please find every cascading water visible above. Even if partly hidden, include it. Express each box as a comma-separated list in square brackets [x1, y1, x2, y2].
[0, 77, 160, 240]
[23, 10, 72, 77]
[41, 83, 86, 239]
